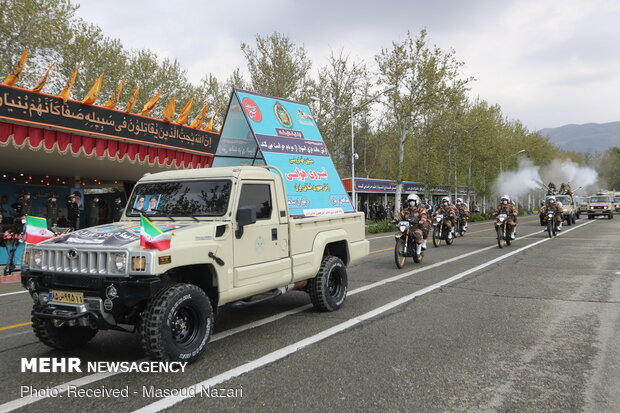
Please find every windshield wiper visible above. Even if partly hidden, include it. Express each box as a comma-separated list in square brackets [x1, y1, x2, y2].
[151, 209, 176, 222]
[132, 207, 148, 214]
[187, 213, 199, 222]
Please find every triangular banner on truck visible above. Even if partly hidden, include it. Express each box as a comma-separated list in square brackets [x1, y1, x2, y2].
[213, 89, 354, 217]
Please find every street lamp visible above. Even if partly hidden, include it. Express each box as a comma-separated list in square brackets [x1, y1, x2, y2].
[499, 149, 527, 173]
[311, 85, 395, 211]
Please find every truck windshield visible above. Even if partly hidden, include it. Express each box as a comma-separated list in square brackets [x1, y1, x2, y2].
[126, 180, 232, 217]
[589, 197, 610, 203]
[555, 196, 570, 204]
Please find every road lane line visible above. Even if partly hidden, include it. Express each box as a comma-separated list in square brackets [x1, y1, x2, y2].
[0, 322, 31, 331]
[133, 219, 595, 413]
[0, 290, 27, 298]
[0, 220, 594, 412]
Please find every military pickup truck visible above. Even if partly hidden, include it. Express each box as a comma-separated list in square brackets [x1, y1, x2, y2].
[587, 193, 614, 219]
[21, 166, 368, 362]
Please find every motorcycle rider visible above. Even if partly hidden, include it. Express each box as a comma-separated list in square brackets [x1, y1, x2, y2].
[391, 194, 430, 250]
[540, 196, 563, 232]
[455, 197, 470, 231]
[432, 197, 458, 239]
[491, 194, 518, 239]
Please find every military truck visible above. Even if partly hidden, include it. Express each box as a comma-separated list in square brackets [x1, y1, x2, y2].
[587, 193, 614, 219]
[21, 166, 369, 362]
[554, 194, 579, 224]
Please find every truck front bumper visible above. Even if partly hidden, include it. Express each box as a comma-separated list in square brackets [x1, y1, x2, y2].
[22, 270, 162, 330]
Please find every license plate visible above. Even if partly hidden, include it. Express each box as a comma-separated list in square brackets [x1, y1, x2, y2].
[50, 290, 84, 305]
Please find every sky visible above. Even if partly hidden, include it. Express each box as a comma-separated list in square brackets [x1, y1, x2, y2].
[74, 0, 620, 131]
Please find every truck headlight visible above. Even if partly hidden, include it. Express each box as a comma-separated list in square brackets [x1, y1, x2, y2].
[32, 250, 42, 266]
[131, 256, 147, 271]
[110, 253, 127, 272]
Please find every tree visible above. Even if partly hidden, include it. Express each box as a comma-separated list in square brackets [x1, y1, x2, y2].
[599, 147, 620, 190]
[0, 0, 77, 86]
[376, 29, 472, 214]
[241, 32, 312, 101]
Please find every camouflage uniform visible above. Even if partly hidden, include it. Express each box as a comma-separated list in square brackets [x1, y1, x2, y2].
[491, 203, 519, 227]
[455, 203, 470, 225]
[432, 204, 458, 230]
[540, 201, 563, 225]
[392, 206, 430, 243]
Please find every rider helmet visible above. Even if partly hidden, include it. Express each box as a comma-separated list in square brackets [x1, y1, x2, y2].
[500, 194, 510, 204]
[456, 197, 463, 205]
[547, 196, 556, 204]
[441, 196, 450, 205]
[406, 193, 420, 207]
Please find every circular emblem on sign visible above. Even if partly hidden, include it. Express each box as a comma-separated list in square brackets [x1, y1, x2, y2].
[242, 98, 262, 122]
[66, 249, 78, 259]
[273, 102, 293, 128]
[255, 236, 265, 254]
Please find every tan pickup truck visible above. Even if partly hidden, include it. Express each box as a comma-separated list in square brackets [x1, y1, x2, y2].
[21, 166, 368, 361]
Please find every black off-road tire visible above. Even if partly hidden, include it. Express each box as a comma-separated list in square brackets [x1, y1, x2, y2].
[497, 227, 505, 249]
[432, 227, 441, 247]
[140, 283, 213, 362]
[308, 256, 348, 312]
[31, 309, 97, 350]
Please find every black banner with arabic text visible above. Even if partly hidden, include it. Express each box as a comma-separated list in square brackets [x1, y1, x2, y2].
[0, 85, 219, 154]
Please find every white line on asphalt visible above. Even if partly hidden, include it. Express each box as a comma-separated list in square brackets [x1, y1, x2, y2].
[0, 290, 27, 298]
[0, 220, 593, 413]
[133, 220, 595, 413]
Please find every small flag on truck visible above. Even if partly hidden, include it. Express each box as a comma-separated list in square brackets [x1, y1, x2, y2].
[25, 216, 54, 244]
[140, 215, 171, 250]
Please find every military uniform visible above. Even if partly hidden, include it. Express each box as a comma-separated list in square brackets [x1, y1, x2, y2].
[45, 196, 59, 229]
[392, 206, 430, 243]
[540, 201, 563, 225]
[432, 204, 458, 230]
[491, 203, 519, 227]
[112, 198, 124, 222]
[87, 198, 100, 227]
[455, 203, 470, 225]
[67, 196, 80, 230]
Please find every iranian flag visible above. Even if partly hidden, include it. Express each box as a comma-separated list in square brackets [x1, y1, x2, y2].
[140, 215, 171, 251]
[25, 216, 54, 244]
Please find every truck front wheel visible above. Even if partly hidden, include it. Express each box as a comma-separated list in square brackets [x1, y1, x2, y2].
[308, 256, 348, 312]
[31, 310, 98, 350]
[140, 283, 213, 362]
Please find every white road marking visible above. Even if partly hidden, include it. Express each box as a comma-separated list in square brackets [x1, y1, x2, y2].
[0, 290, 27, 298]
[0, 220, 594, 413]
[133, 220, 595, 413]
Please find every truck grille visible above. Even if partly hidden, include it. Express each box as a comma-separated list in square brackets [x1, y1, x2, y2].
[41, 249, 109, 275]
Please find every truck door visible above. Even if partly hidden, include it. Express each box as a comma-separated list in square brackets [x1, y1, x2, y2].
[233, 181, 291, 289]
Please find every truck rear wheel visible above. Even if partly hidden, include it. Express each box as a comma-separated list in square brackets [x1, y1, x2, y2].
[140, 283, 213, 362]
[31, 309, 98, 350]
[309, 256, 348, 312]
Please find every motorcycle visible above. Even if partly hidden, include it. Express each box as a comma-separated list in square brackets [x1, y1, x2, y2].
[432, 214, 455, 247]
[394, 217, 424, 268]
[455, 213, 467, 237]
[495, 213, 515, 248]
[544, 210, 560, 238]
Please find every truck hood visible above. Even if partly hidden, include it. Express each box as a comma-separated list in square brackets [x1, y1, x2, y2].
[47, 222, 192, 247]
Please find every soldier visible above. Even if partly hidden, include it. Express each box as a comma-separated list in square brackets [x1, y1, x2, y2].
[14, 192, 33, 217]
[547, 182, 557, 196]
[112, 197, 124, 222]
[455, 197, 470, 231]
[540, 196, 564, 231]
[491, 194, 519, 239]
[391, 194, 430, 250]
[45, 194, 59, 230]
[87, 196, 101, 227]
[66, 194, 80, 230]
[432, 197, 458, 239]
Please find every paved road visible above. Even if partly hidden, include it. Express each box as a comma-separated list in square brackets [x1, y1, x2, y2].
[0, 216, 618, 412]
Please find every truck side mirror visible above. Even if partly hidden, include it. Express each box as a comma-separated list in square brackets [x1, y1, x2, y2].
[236, 206, 256, 239]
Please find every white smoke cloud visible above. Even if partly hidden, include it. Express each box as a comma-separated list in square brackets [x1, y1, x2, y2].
[493, 158, 599, 198]
[494, 158, 543, 198]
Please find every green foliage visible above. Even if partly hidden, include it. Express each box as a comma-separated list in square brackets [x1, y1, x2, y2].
[598, 147, 620, 190]
[241, 32, 312, 101]
[365, 219, 394, 234]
